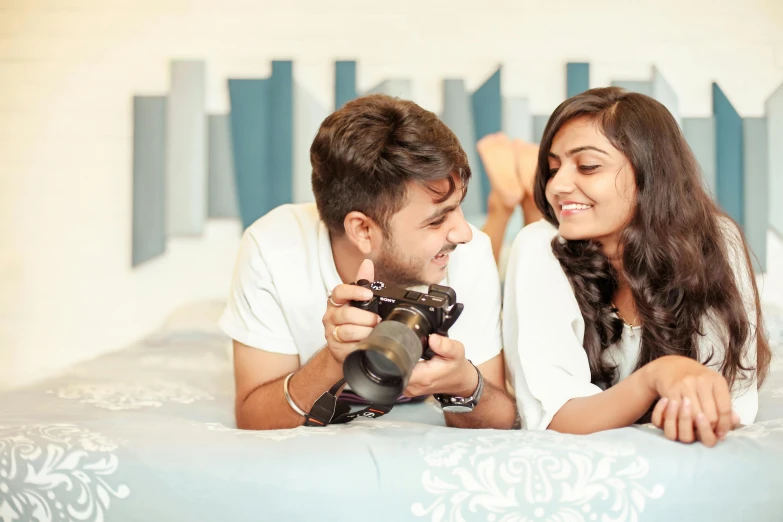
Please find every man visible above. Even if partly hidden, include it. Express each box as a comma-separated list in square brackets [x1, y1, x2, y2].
[219, 94, 517, 430]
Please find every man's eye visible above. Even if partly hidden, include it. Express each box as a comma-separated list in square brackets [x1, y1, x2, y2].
[429, 217, 447, 227]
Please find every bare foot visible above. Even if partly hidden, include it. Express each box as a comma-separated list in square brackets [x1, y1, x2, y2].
[477, 132, 524, 210]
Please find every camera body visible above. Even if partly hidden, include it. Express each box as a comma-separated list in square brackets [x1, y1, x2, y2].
[343, 279, 464, 404]
[350, 279, 462, 354]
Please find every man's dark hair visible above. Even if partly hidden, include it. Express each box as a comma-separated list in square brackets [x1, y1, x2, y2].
[311, 94, 471, 235]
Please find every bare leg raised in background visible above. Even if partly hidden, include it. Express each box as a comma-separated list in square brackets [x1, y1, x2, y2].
[478, 133, 544, 264]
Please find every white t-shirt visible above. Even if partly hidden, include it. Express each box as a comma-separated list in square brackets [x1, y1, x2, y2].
[219, 203, 502, 368]
[502, 218, 760, 430]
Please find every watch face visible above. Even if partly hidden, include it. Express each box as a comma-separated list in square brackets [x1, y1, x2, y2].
[442, 404, 474, 413]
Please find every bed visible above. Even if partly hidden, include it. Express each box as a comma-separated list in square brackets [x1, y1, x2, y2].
[2, 300, 782, 522]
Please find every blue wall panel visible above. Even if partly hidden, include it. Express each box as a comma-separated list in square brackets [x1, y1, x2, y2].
[612, 80, 653, 97]
[767, 83, 783, 237]
[713, 83, 745, 227]
[471, 68, 502, 213]
[228, 79, 271, 230]
[652, 66, 680, 125]
[533, 115, 550, 144]
[165, 60, 207, 236]
[743, 117, 768, 272]
[503, 96, 533, 143]
[442, 79, 482, 218]
[207, 113, 238, 219]
[566, 62, 589, 98]
[683, 117, 717, 197]
[132, 96, 167, 266]
[270, 61, 294, 215]
[335, 60, 357, 110]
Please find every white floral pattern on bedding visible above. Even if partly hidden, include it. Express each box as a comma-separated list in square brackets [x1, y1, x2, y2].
[413, 431, 664, 522]
[140, 352, 231, 372]
[0, 424, 129, 522]
[205, 419, 402, 441]
[48, 381, 215, 411]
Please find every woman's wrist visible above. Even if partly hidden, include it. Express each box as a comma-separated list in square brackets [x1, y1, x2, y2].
[639, 357, 665, 399]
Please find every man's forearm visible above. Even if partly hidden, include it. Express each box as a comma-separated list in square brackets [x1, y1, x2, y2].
[444, 383, 518, 430]
[236, 348, 344, 430]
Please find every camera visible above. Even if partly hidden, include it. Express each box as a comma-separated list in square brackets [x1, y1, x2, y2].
[342, 279, 464, 404]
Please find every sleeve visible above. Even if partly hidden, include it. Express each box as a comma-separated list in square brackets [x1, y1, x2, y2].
[714, 218, 759, 425]
[218, 229, 298, 355]
[502, 223, 602, 430]
[448, 229, 503, 366]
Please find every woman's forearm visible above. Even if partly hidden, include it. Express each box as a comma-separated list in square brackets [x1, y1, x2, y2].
[548, 364, 658, 434]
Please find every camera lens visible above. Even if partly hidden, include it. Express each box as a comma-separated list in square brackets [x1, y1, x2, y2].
[363, 350, 403, 382]
[343, 306, 432, 404]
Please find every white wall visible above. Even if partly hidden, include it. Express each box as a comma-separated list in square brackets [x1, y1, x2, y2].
[1, 0, 782, 390]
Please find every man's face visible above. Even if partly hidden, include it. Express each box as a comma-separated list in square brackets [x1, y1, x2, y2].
[373, 178, 473, 287]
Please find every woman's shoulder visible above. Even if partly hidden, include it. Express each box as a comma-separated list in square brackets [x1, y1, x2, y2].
[510, 219, 559, 256]
[505, 219, 569, 285]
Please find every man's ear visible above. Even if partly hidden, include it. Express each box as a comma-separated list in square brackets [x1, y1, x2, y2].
[343, 211, 382, 255]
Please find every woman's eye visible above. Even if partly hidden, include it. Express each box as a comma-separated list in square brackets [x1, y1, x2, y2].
[548, 167, 560, 177]
[579, 165, 600, 172]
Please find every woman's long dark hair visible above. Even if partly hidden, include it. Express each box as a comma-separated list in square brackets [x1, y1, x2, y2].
[533, 87, 771, 394]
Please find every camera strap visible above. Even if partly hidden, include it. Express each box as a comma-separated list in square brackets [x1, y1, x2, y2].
[304, 378, 393, 427]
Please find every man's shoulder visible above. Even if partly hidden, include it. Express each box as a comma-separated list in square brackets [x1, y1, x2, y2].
[446, 225, 496, 287]
[453, 224, 493, 261]
[244, 203, 321, 246]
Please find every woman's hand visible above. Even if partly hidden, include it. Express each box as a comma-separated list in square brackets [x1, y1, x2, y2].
[646, 355, 740, 447]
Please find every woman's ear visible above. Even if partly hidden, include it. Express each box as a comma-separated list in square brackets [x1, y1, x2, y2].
[343, 211, 382, 255]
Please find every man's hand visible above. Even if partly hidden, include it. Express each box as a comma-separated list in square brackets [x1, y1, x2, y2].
[404, 334, 478, 398]
[322, 259, 380, 364]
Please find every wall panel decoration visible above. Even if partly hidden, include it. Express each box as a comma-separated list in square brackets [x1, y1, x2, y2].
[471, 68, 502, 213]
[713, 83, 745, 227]
[166, 60, 207, 236]
[207, 114, 239, 219]
[132, 96, 167, 267]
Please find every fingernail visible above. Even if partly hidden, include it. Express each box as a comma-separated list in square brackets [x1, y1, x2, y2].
[683, 397, 691, 407]
[362, 290, 373, 300]
[696, 413, 705, 422]
[659, 397, 669, 404]
[376, 316, 382, 324]
[428, 334, 441, 349]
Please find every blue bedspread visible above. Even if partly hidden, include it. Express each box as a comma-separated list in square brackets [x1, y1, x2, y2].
[1, 302, 782, 521]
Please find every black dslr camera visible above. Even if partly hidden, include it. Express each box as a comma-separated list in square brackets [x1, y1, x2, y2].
[342, 279, 464, 404]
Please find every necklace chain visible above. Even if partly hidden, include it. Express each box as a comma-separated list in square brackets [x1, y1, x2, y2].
[611, 302, 639, 329]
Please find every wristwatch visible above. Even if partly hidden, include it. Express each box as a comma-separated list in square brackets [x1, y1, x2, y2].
[434, 361, 484, 413]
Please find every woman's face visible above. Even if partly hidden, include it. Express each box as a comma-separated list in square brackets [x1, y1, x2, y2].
[545, 116, 637, 257]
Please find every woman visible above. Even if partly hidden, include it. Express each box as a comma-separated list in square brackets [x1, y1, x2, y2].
[502, 87, 771, 447]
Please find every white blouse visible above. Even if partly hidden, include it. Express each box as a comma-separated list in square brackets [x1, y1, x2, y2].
[502, 219, 759, 430]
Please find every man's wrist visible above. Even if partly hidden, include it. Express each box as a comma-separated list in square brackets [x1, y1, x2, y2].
[322, 346, 346, 378]
[448, 358, 481, 398]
